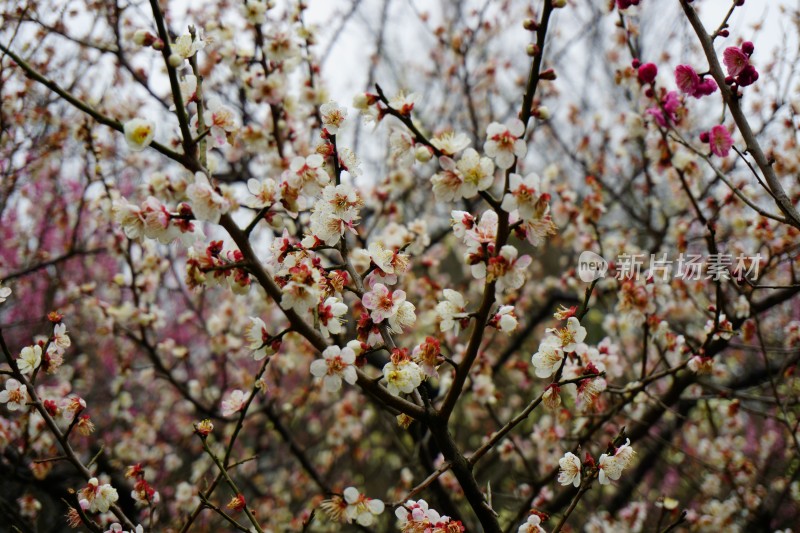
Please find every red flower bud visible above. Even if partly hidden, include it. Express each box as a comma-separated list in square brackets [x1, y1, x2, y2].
[44, 399, 58, 416]
[637, 63, 658, 84]
[540, 69, 557, 80]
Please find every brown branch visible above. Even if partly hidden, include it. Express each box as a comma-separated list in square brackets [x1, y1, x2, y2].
[147, 0, 195, 157]
[0, 332, 138, 530]
[1, 248, 106, 282]
[0, 41, 197, 171]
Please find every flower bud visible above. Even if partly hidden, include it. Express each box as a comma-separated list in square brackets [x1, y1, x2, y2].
[553, 0, 567, 7]
[523, 19, 538, 31]
[741, 41, 754, 56]
[534, 105, 551, 120]
[540, 69, 557, 80]
[543, 385, 562, 410]
[168, 54, 183, 68]
[133, 29, 149, 46]
[415, 145, 433, 163]
[637, 63, 658, 84]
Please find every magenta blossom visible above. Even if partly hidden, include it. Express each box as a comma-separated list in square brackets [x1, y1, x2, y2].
[708, 125, 733, 157]
[674, 65, 699, 93]
[617, 0, 641, 9]
[723, 43, 758, 87]
[736, 64, 759, 87]
[637, 63, 658, 84]
[675, 65, 718, 99]
[646, 91, 680, 128]
[723, 47, 749, 77]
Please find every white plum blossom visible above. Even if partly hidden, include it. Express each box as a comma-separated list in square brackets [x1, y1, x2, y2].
[464, 209, 498, 248]
[111, 199, 146, 240]
[279, 261, 320, 313]
[389, 91, 418, 115]
[80, 478, 119, 514]
[518, 513, 546, 533]
[287, 154, 330, 195]
[186, 172, 230, 224]
[389, 129, 416, 167]
[362, 283, 405, 323]
[0, 379, 29, 410]
[431, 149, 494, 201]
[435, 289, 468, 334]
[52, 323, 71, 352]
[501, 172, 549, 222]
[243, 317, 273, 360]
[531, 336, 564, 378]
[281, 282, 319, 313]
[456, 148, 495, 195]
[396, 499, 452, 532]
[246, 177, 280, 208]
[242, 0, 267, 24]
[431, 156, 466, 202]
[179, 75, 198, 104]
[547, 317, 588, 352]
[492, 305, 518, 333]
[310, 345, 358, 392]
[318, 297, 348, 337]
[450, 210, 475, 240]
[485, 245, 532, 292]
[472, 374, 497, 405]
[383, 356, 424, 396]
[105, 524, 144, 533]
[17, 345, 42, 375]
[265, 28, 300, 63]
[221, 389, 247, 417]
[388, 301, 417, 334]
[430, 130, 470, 156]
[411, 338, 442, 378]
[705, 314, 735, 340]
[319, 101, 347, 135]
[688, 355, 713, 374]
[343, 487, 385, 526]
[483, 119, 526, 169]
[338, 148, 362, 177]
[322, 183, 362, 220]
[307, 183, 362, 246]
[173, 32, 205, 59]
[598, 439, 636, 485]
[204, 97, 239, 147]
[123, 118, 155, 152]
[558, 452, 582, 487]
[366, 241, 410, 286]
[0, 283, 12, 304]
[308, 202, 349, 246]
